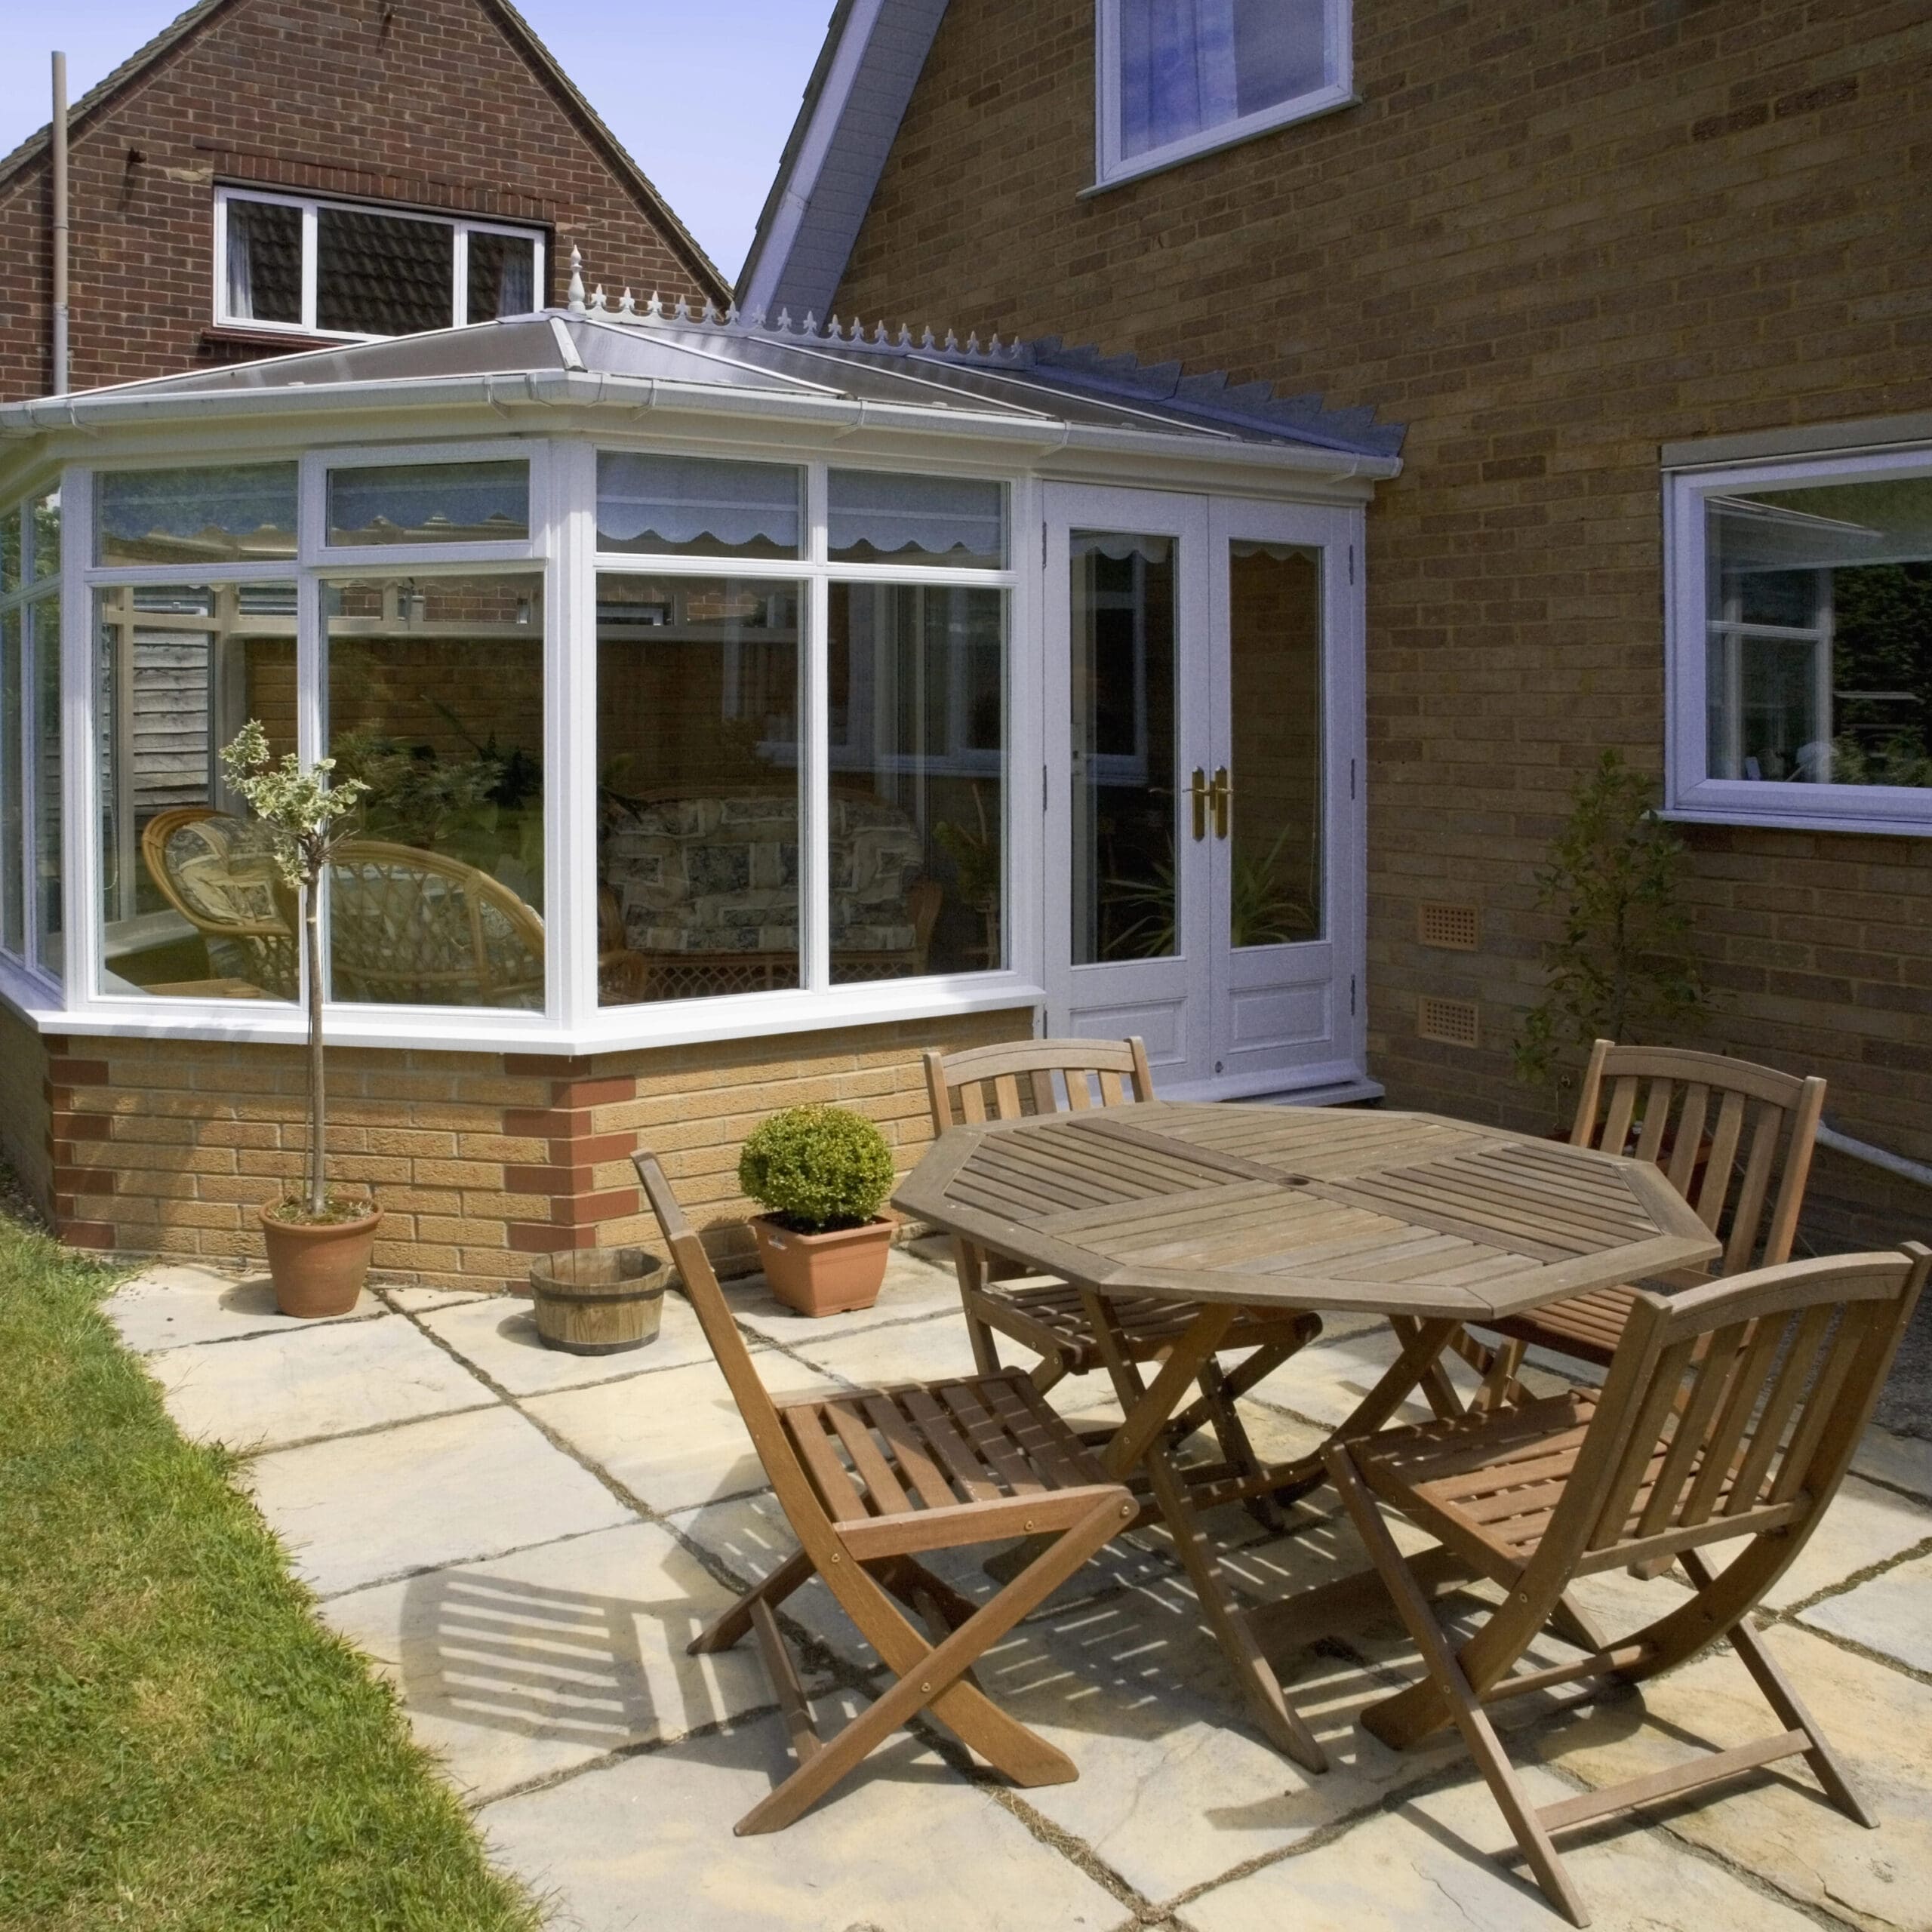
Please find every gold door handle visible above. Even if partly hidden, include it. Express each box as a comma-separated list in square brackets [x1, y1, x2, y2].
[1189, 768, 1209, 841]
[1210, 766, 1231, 840]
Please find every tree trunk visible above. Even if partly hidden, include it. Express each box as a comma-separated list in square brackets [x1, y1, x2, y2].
[305, 881, 326, 1215]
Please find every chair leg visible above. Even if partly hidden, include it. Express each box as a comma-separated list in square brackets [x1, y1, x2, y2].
[1327, 1449, 1590, 1927]
[1193, 1357, 1284, 1532]
[690, 1547, 815, 1656]
[951, 1241, 1004, 1378]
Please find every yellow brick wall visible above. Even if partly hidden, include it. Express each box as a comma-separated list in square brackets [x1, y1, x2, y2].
[0, 1003, 51, 1216]
[832, 0, 1932, 1246]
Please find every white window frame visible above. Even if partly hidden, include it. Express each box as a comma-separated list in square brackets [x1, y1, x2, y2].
[0, 474, 66, 997]
[1665, 444, 1932, 838]
[212, 186, 546, 341]
[1094, 0, 1355, 191]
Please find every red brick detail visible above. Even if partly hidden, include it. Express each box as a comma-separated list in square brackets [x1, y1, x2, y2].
[508, 1220, 598, 1254]
[47, 1058, 112, 1085]
[553, 1188, 640, 1226]
[62, 1222, 119, 1249]
[501, 1106, 583, 1140]
[551, 1076, 638, 1111]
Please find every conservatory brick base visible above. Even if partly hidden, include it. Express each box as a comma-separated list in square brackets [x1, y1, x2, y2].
[12, 1008, 1031, 1291]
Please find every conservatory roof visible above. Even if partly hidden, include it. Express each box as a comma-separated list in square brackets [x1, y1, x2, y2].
[0, 306, 1404, 472]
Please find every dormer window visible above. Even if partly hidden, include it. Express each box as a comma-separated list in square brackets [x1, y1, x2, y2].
[214, 188, 543, 340]
[1097, 0, 1352, 188]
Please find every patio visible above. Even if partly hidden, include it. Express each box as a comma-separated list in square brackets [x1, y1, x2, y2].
[111, 1241, 1932, 1932]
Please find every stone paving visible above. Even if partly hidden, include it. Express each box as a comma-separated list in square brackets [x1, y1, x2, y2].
[107, 1247, 1932, 1932]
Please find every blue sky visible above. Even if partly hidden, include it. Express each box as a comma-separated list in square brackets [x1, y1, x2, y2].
[0, 1, 837, 279]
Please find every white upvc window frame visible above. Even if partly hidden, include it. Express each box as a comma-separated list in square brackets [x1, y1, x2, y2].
[1664, 443, 1932, 838]
[1094, 0, 1355, 192]
[211, 185, 546, 341]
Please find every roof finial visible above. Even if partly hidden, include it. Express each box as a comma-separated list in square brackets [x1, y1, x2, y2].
[943, 328, 959, 352]
[645, 289, 663, 319]
[617, 287, 636, 317]
[919, 325, 935, 349]
[589, 284, 608, 313]
[801, 310, 818, 336]
[672, 294, 691, 322]
[701, 296, 718, 324]
[897, 322, 912, 347]
[775, 306, 792, 332]
[567, 245, 586, 314]
[964, 330, 980, 355]
[724, 299, 739, 325]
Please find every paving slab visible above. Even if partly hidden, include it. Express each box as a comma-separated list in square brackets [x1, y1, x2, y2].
[106, 1263, 380, 1352]
[1528, 1622, 1932, 1932]
[419, 1287, 722, 1397]
[478, 1704, 1124, 1932]
[1701, 1475, 1932, 1611]
[524, 1352, 838, 1515]
[724, 1245, 964, 1343]
[1853, 1426, 1932, 1505]
[772, 1306, 987, 1387]
[1798, 1549, 1932, 1674]
[247, 1403, 634, 1598]
[1182, 1752, 1824, 1932]
[321, 1521, 783, 1803]
[384, 1284, 499, 1315]
[149, 1312, 491, 1451]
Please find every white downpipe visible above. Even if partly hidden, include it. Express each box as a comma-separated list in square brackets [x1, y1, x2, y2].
[51, 51, 69, 396]
[1817, 1122, 1932, 1192]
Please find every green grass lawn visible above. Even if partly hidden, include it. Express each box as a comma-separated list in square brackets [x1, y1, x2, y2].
[0, 1207, 543, 1932]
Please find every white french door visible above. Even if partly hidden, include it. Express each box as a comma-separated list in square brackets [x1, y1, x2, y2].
[1043, 484, 1364, 1098]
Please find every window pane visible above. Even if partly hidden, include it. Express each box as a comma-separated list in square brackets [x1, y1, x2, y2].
[94, 584, 298, 1000]
[1229, 543, 1321, 946]
[827, 584, 1004, 982]
[326, 461, 529, 546]
[224, 198, 303, 325]
[1071, 533, 1177, 963]
[31, 594, 60, 978]
[1, 609, 21, 955]
[467, 232, 538, 322]
[596, 572, 801, 1003]
[1705, 477, 1932, 787]
[325, 574, 545, 1008]
[1, 506, 19, 595]
[1118, 0, 1331, 160]
[828, 472, 1006, 569]
[596, 452, 801, 559]
[316, 206, 454, 336]
[29, 487, 60, 583]
[97, 463, 297, 567]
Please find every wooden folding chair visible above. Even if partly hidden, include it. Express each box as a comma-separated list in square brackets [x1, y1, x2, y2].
[1328, 1242, 1929, 1926]
[924, 1037, 1322, 1525]
[1454, 1040, 1826, 1408]
[633, 1150, 1135, 1835]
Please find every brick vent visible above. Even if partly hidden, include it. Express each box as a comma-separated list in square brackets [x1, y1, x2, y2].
[1417, 996, 1481, 1051]
[1417, 903, 1480, 952]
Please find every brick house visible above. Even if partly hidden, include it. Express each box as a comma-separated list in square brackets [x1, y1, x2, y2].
[0, 0, 727, 402]
[738, 0, 1932, 1247]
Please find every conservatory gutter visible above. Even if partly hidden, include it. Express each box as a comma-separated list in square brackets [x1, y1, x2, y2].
[0, 368, 1404, 482]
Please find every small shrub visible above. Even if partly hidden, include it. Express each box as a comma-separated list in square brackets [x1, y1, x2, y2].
[738, 1106, 897, 1232]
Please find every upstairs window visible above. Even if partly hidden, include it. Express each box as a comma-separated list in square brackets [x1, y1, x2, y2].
[1097, 0, 1352, 187]
[215, 188, 543, 340]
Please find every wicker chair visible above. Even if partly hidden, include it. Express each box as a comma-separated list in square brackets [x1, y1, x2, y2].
[140, 806, 299, 998]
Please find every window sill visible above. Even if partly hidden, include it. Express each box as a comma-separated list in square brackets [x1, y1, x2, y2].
[202, 325, 361, 354]
[1081, 90, 1361, 199]
[1662, 800, 1932, 840]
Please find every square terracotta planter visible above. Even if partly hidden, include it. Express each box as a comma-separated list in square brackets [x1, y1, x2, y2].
[750, 1214, 894, 1316]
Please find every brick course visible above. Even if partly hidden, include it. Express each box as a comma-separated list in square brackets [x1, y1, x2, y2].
[0, 0, 724, 401]
[829, 0, 1932, 1244]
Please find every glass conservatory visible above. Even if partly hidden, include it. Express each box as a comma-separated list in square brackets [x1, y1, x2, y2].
[0, 304, 1398, 1099]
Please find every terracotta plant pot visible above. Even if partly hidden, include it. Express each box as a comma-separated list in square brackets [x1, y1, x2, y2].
[750, 1214, 894, 1317]
[528, 1247, 670, 1355]
[259, 1200, 383, 1318]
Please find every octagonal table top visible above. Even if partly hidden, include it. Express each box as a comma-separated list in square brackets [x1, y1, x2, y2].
[894, 1103, 1722, 1321]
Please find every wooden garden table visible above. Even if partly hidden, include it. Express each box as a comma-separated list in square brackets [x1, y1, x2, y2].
[892, 1101, 1721, 1772]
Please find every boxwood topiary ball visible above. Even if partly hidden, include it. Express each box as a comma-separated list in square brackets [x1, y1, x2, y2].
[737, 1104, 897, 1233]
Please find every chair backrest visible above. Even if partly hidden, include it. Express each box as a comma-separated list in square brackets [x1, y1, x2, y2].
[1530, 1244, 1928, 1592]
[631, 1150, 839, 1558]
[1569, 1039, 1826, 1275]
[328, 840, 545, 1008]
[924, 1035, 1155, 1134]
[142, 806, 299, 996]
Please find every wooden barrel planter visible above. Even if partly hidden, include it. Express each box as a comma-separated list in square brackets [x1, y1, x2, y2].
[528, 1247, 670, 1355]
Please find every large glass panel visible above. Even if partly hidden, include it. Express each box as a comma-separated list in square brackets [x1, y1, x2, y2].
[1, 608, 20, 955]
[93, 583, 297, 999]
[1071, 532, 1177, 964]
[224, 196, 303, 325]
[28, 486, 60, 584]
[97, 464, 297, 568]
[30, 593, 60, 978]
[1117, 0, 1332, 161]
[596, 572, 801, 1003]
[315, 205, 454, 336]
[467, 232, 538, 322]
[596, 454, 802, 560]
[325, 574, 545, 1008]
[1228, 542, 1321, 945]
[1705, 476, 1932, 786]
[828, 472, 1006, 570]
[326, 460, 529, 546]
[828, 584, 1004, 982]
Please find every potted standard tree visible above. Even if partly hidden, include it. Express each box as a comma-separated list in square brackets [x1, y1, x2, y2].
[738, 1105, 897, 1316]
[220, 723, 378, 1318]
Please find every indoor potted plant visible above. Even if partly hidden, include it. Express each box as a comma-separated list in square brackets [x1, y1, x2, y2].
[738, 1104, 898, 1316]
[220, 722, 377, 1317]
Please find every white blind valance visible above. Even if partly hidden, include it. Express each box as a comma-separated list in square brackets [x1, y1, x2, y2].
[829, 471, 1005, 568]
[597, 453, 802, 553]
[1072, 532, 1173, 565]
[97, 463, 298, 550]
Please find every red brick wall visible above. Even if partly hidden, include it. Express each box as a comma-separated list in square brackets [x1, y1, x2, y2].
[830, 0, 1932, 1245]
[0, 0, 723, 401]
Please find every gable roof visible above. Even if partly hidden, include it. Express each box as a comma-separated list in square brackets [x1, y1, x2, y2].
[0, 0, 728, 302]
[737, 0, 949, 321]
